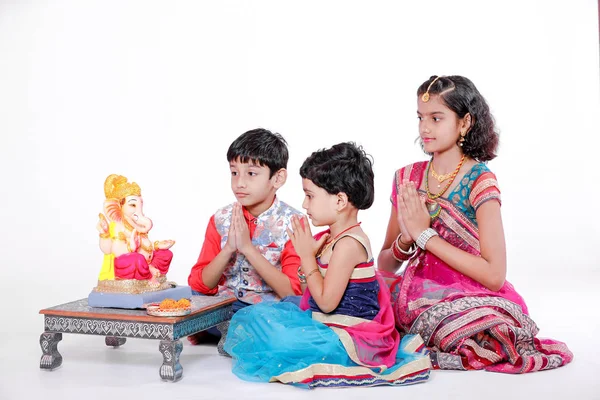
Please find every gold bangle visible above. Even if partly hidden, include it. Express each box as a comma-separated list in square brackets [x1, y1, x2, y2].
[99, 232, 110, 239]
[397, 233, 413, 247]
[306, 268, 320, 280]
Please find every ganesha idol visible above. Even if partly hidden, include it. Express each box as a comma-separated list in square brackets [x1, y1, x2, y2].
[93, 174, 176, 295]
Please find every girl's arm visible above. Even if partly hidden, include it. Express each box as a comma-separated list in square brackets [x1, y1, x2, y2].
[424, 200, 507, 291]
[304, 237, 365, 313]
[399, 181, 506, 291]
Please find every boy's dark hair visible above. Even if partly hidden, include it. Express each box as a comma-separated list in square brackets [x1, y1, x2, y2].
[417, 75, 499, 162]
[300, 142, 374, 210]
[227, 128, 289, 177]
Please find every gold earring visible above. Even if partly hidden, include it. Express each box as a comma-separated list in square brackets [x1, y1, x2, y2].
[458, 131, 466, 147]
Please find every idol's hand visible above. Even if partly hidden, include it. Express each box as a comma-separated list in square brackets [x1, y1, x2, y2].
[97, 213, 109, 235]
[154, 240, 175, 250]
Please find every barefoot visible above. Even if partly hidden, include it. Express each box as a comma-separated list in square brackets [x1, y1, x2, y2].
[148, 266, 161, 288]
[148, 278, 160, 288]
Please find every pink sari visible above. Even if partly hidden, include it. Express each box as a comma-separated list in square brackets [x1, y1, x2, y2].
[387, 162, 572, 373]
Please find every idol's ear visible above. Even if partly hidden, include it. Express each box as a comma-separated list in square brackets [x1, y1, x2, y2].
[103, 199, 122, 222]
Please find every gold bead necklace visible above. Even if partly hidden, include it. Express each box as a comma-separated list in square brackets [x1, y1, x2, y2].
[424, 155, 466, 219]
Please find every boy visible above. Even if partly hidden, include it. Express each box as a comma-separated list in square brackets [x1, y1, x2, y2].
[188, 128, 303, 345]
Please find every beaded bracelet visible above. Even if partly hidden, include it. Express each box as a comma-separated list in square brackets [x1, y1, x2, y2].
[297, 266, 307, 284]
[416, 228, 439, 250]
[391, 234, 417, 262]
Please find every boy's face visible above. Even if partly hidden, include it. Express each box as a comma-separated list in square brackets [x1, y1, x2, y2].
[230, 159, 282, 215]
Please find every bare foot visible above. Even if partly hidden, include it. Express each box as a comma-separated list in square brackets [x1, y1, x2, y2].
[148, 278, 160, 288]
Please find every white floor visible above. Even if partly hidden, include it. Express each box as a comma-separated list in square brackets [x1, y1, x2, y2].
[2, 270, 599, 400]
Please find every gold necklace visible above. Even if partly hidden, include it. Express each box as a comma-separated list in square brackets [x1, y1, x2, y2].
[425, 155, 466, 219]
[430, 163, 455, 188]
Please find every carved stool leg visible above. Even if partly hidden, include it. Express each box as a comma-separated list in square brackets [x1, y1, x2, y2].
[216, 321, 231, 357]
[40, 332, 63, 370]
[105, 336, 127, 347]
[159, 340, 183, 382]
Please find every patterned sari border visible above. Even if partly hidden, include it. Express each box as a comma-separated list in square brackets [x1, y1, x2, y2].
[438, 208, 480, 251]
[271, 356, 431, 387]
[402, 334, 426, 353]
[409, 296, 537, 345]
[312, 312, 370, 328]
[433, 308, 515, 348]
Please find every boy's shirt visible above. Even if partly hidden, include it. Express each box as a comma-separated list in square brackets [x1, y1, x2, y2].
[188, 199, 302, 302]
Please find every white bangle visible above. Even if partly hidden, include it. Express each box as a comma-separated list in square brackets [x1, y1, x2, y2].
[416, 228, 439, 250]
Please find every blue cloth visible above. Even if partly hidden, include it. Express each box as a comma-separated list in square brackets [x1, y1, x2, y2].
[281, 295, 302, 307]
[224, 301, 424, 387]
[191, 290, 301, 338]
[225, 302, 351, 383]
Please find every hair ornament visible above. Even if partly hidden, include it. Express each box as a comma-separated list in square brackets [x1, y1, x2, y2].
[422, 76, 442, 102]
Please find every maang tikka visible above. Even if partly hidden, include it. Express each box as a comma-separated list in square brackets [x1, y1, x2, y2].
[421, 76, 442, 102]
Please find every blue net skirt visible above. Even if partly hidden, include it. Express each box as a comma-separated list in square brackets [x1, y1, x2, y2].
[224, 301, 430, 388]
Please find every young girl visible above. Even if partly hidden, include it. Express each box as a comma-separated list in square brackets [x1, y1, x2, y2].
[224, 142, 431, 388]
[378, 75, 573, 373]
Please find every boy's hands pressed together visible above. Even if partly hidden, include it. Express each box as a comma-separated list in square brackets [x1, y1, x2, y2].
[223, 202, 296, 298]
[224, 212, 237, 254]
[232, 202, 254, 255]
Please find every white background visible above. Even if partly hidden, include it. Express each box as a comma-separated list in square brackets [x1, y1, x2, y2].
[0, 1, 599, 399]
